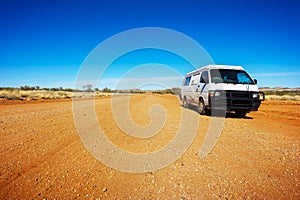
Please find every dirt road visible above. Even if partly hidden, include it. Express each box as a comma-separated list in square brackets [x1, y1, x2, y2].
[0, 95, 299, 199]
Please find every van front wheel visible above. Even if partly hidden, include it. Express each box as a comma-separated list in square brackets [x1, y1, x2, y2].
[198, 99, 206, 115]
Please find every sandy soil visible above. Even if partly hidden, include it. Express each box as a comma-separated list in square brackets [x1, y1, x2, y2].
[0, 94, 299, 199]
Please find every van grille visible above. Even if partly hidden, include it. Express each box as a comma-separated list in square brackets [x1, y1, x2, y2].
[226, 91, 251, 109]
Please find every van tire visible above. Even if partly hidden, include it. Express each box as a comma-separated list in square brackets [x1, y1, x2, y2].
[198, 99, 206, 115]
[183, 97, 188, 108]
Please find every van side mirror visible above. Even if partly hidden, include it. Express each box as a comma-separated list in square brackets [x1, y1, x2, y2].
[254, 79, 257, 84]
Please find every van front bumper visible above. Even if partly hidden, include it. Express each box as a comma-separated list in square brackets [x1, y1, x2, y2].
[208, 90, 265, 112]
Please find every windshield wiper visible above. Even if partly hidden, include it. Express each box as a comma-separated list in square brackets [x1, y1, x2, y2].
[239, 82, 252, 84]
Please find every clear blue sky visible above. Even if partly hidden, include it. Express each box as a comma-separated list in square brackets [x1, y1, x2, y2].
[1, 0, 299, 89]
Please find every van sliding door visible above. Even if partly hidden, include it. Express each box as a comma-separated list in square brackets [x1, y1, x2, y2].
[198, 71, 209, 104]
[190, 74, 200, 104]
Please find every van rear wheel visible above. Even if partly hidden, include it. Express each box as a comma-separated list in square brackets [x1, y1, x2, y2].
[198, 99, 206, 115]
[183, 97, 188, 108]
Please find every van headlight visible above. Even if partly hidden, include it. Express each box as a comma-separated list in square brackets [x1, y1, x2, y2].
[215, 91, 221, 97]
[252, 93, 258, 98]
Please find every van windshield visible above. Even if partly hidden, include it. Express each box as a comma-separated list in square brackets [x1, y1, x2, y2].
[210, 69, 255, 84]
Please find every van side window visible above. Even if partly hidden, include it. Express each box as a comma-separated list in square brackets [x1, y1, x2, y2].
[190, 74, 200, 85]
[200, 71, 209, 83]
[183, 76, 191, 86]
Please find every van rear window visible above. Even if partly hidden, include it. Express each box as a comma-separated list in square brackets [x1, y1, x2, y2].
[183, 76, 191, 86]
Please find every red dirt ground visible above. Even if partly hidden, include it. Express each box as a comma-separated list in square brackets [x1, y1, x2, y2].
[0, 95, 299, 199]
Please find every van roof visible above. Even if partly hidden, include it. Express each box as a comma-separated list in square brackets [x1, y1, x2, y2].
[186, 65, 244, 76]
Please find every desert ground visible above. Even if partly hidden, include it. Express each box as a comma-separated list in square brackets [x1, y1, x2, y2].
[0, 94, 299, 199]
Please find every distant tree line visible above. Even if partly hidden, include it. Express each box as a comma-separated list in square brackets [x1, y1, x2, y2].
[0, 85, 182, 95]
[152, 89, 174, 95]
[263, 90, 300, 96]
[152, 88, 181, 95]
[0, 85, 81, 92]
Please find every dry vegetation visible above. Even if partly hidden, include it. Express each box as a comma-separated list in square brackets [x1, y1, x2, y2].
[0, 87, 299, 101]
[0, 89, 111, 101]
[0, 87, 174, 101]
[260, 88, 300, 101]
[265, 95, 300, 101]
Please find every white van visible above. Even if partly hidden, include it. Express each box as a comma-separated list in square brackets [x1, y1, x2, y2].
[181, 65, 265, 117]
